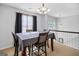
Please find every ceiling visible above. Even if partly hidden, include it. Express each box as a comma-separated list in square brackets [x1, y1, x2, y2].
[2, 3, 79, 17]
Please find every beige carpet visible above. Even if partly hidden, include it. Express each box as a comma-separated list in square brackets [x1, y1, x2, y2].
[1, 40, 79, 56]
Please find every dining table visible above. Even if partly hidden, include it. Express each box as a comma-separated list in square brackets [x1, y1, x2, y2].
[16, 31, 56, 56]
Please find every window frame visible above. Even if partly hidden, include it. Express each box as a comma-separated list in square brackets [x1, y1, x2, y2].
[22, 14, 33, 32]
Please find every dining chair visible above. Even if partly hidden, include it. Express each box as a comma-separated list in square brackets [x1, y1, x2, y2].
[12, 32, 19, 56]
[43, 29, 49, 48]
[32, 32, 48, 56]
[12, 32, 32, 56]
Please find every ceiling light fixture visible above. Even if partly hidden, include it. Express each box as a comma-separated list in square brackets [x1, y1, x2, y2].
[37, 3, 50, 14]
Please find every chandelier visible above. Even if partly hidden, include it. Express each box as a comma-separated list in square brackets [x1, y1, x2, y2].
[37, 3, 50, 14]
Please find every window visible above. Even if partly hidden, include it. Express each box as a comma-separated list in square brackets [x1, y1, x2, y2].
[48, 19, 56, 30]
[27, 16, 33, 30]
[22, 14, 33, 32]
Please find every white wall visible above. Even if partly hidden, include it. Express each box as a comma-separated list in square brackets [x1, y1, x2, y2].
[0, 4, 45, 50]
[57, 15, 79, 32]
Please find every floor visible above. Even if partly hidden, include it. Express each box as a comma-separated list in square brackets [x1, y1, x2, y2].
[1, 40, 79, 56]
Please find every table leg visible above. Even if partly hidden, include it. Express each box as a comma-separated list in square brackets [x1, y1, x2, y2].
[22, 47, 26, 56]
[51, 38, 53, 51]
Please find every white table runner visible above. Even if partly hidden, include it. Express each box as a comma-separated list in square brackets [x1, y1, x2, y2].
[16, 32, 39, 40]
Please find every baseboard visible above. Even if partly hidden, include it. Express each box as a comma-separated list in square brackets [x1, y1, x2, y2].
[0, 44, 13, 50]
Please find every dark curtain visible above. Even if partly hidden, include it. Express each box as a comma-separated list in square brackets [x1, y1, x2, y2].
[15, 12, 22, 33]
[33, 16, 37, 31]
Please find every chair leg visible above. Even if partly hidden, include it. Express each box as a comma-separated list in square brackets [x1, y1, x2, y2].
[28, 46, 30, 56]
[38, 47, 40, 56]
[42, 46, 43, 51]
[16, 46, 18, 56]
[14, 47, 18, 56]
[45, 43, 47, 56]
[31, 45, 33, 56]
[14, 47, 16, 56]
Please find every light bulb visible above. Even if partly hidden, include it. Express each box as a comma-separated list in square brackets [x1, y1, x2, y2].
[41, 7, 47, 11]
[47, 9, 50, 12]
[44, 11, 47, 14]
[37, 9, 40, 12]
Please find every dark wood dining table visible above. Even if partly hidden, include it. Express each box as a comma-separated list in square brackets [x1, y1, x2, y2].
[16, 31, 56, 56]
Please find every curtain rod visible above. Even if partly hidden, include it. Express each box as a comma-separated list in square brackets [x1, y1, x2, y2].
[16, 12, 36, 16]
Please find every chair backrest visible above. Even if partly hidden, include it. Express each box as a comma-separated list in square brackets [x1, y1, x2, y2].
[38, 32, 48, 43]
[12, 32, 18, 47]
